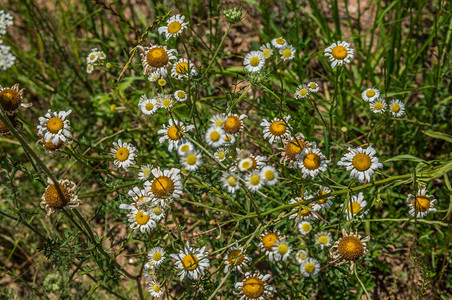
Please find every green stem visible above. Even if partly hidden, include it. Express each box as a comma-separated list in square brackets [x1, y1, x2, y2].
[203, 23, 232, 76]
[354, 264, 371, 300]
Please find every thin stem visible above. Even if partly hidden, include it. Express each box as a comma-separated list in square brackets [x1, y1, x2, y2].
[203, 23, 232, 76]
[354, 264, 371, 300]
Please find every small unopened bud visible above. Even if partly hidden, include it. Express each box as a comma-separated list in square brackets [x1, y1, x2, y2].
[223, 7, 243, 24]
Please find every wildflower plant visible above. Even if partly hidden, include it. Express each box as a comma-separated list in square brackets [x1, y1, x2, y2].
[0, 1, 451, 300]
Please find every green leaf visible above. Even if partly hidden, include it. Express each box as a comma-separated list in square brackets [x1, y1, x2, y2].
[384, 155, 425, 163]
[422, 131, 452, 143]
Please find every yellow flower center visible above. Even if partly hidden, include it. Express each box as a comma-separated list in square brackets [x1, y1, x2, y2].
[182, 254, 199, 271]
[158, 78, 166, 86]
[392, 103, 400, 113]
[249, 57, 260, 67]
[153, 206, 162, 215]
[366, 90, 376, 97]
[168, 21, 182, 34]
[275, 38, 285, 45]
[98, 52, 105, 58]
[249, 174, 260, 186]
[185, 154, 197, 165]
[262, 232, 278, 250]
[217, 151, 225, 160]
[304, 263, 315, 273]
[41, 136, 64, 151]
[242, 277, 265, 298]
[87, 65, 93, 71]
[264, 170, 275, 181]
[227, 176, 237, 186]
[282, 48, 292, 58]
[309, 83, 317, 89]
[284, 138, 306, 161]
[146, 47, 169, 68]
[134, 196, 146, 209]
[352, 153, 372, 171]
[145, 102, 154, 111]
[153, 284, 160, 293]
[143, 168, 151, 178]
[298, 252, 307, 261]
[301, 223, 311, 232]
[214, 119, 223, 127]
[227, 249, 245, 265]
[338, 236, 365, 261]
[135, 210, 150, 225]
[162, 98, 172, 107]
[277, 243, 289, 254]
[317, 235, 329, 245]
[44, 183, 70, 209]
[0, 88, 21, 111]
[167, 125, 183, 140]
[262, 49, 272, 58]
[374, 102, 384, 110]
[115, 147, 130, 162]
[316, 191, 328, 204]
[241, 160, 251, 170]
[299, 88, 308, 96]
[153, 252, 162, 261]
[177, 91, 185, 99]
[224, 135, 232, 143]
[348, 202, 361, 214]
[331, 45, 348, 60]
[210, 131, 220, 142]
[269, 121, 286, 136]
[180, 145, 190, 153]
[223, 116, 242, 134]
[176, 62, 189, 75]
[46, 117, 64, 134]
[151, 176, 175, 197]
[303, 153, 321, 170]
[413, 196, 431, 212]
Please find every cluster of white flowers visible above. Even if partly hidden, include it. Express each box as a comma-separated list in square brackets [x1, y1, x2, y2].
[0, 10, 15, 70]
[85, 48, 107, 74]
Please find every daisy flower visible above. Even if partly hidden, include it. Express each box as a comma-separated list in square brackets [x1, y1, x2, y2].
[174, 90, 187, 102]
[221, 172, 241, 193]
[171, 58, 197, 80]
[38, 134, 66, 153]
[308, 82, 319, 93]
[370, 98, 387, 114]
[158, 14, 188, 40]
[223, 133, 236, 146]
[324, 41, 354, 68]
[156, 93, 173, 110]
[260, 230, 281, 259]
[86, 64, 94, 74]
[214, 148, 228, 161]
[260, 165, 278, 186]
[143, 264, 155, 279]
[148, 246, 166, 268]
[361, 88, 380, 102]
[181, 150, 203, 171]
[280, 133, 310, 166]
[97, 51, 106, 60]
[260, 43, 273, 59]
[271, 239, 292, 261]
[245, 171, 263, 192]
[243, 50, 265, 72]
[330, 229, 370, 271]
[40, 178, 80, 216]
[205, 126, 226, 148]
[138, 44, 177, 76]
[294, 146, 330, 178]
[86, 51, 98, 64]
[148, 71, 161, 82]
[342, 192, 368, 220]
[314, 231, 332, 249]
[260, 115, 291, 143]
[300, 258, 320, 277]
[279, 44, 296, 61]
[235, 271, 276, 300]
[312, 186, 333, 211]
[210, 114, 226, 127]
[119, 186, 151, 211]
[170, 242, 210, 281]
[177, 140, 194, 156]
[337, 145, 383, 183]
[138, 164, 153, 181]
[294, 84, 310, 99]
[406, 188, 437, 218]
[238, 157, 254, 172]
[148, 198, 167, 221]
[271, 36, 287, 48]
[138, 95, 159, 115]
[127, 208, 156, 233]
[298, 221, 312, 235]
[158, 119, 194, 152]
[289, 195, 316, 222]
[110, 139, 136, 170]
[148, 280, 163, 298]
[389, 99, 405, 117]
[157, 78, 166, 86]
[145, 167, 183, 200]
[223, 245, 251, 273]
[295, 250, 308, 264]
[37, 109, 72, 146]
[223, 114, 246, 136]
